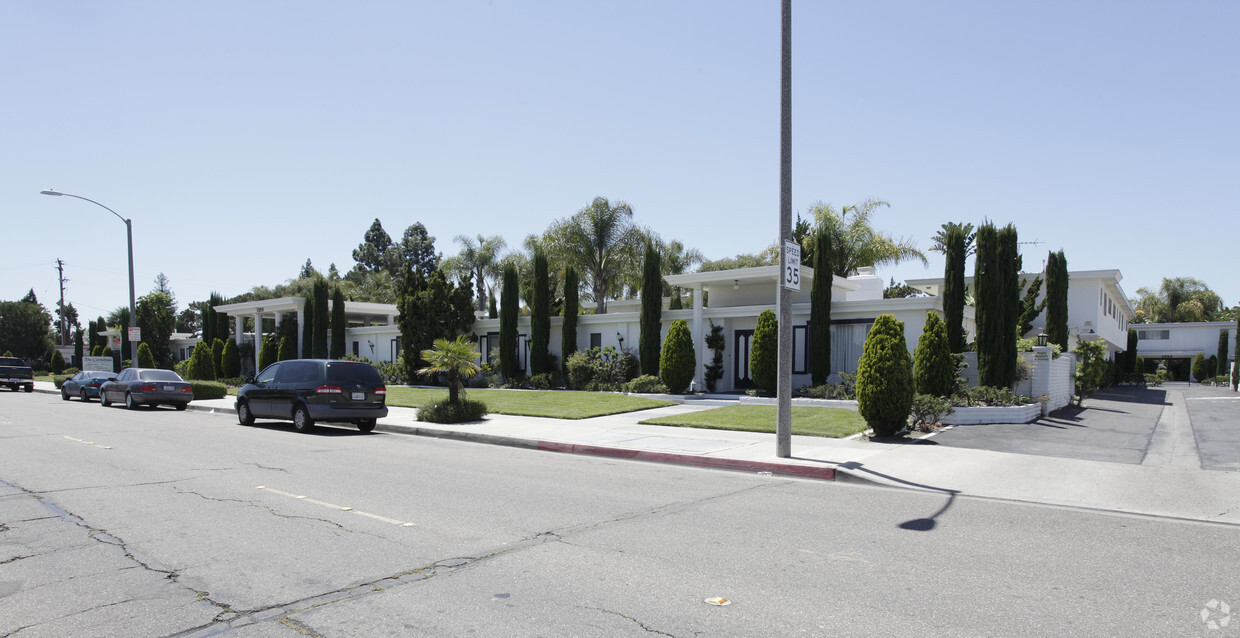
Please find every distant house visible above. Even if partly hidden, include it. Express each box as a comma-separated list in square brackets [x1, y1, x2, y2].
[1129, 321, 1235, 375]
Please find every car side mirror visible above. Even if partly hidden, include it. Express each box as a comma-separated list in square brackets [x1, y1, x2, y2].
[244, 376, 255, 384]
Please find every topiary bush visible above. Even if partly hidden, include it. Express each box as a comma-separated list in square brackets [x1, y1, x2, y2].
[416, 397, 488, 423]
[749, 309, 778, 395]
[222, 339, 241, 378]
[51, 349, 66, 375]
[188, 342, 216, 381]
[190, 381, 229, 400]
[212, 338, 226, 378]
[856, 314, 914, 437]
[703, 321, 725, 393]
[625, 375, 668, 394]
[914, 312, 954, 397]
[52, 375, 71, 389]
[659, 319, 695, 393]
[1193, 352, 1210, 383]
[278, 336, 297, 362]
[258, 337, 278, 371]
[137, 342, 155, 369]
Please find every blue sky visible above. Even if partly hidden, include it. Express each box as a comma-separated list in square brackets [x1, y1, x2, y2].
[3, 1, 1236, 323]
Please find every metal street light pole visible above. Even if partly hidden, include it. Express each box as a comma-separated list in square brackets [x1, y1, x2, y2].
[40, 190, 137, 361]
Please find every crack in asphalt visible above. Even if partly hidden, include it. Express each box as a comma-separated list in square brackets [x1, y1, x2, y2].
[20, 478, 192, 496]
[588, 607, 681, 636]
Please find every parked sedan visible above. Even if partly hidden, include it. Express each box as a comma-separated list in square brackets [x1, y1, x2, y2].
[236, 359, 387, 432]
[60, 371, 117, 401]
[100, 368, 194, 410]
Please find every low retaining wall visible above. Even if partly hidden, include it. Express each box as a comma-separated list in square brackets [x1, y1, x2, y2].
[737, 396, 859, 409]
[940, 403, 1041, 425]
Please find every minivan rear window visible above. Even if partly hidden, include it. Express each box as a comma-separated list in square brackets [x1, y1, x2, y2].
[326, 362, 383, 384]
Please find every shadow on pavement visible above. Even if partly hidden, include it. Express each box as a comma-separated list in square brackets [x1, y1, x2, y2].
[836, 461, 959, 532]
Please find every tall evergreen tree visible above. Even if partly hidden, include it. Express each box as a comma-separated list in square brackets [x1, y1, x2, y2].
[530, 250, 551, 375]
[975, 223, 1020, 388]
[331, 286, 347, 359]
[914, 312, 954, 397]
[1018, 273, 1046, 337]
[561, 266, 579, 376]
[395, 271, 476, 382]
[639, 243, 663, 377]
[498, 264, 520, 380]
[856, 314, 914, 436]
[810, 227, 833, 385]
[302, 295, 315, 359]
[313, 276, 329, 358]
[1045, 250, 1070, 351]
[1218, 330, 1230, 380]
[938, 223, 971, 353]
[750, 309, 778, 396]
[1125, 328, 1139, 374]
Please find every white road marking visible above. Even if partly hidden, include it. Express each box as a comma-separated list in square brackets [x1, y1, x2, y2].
[256, 486, 415, 526]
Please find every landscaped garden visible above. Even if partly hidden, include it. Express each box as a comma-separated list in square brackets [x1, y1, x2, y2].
[384, 387, 673, 420]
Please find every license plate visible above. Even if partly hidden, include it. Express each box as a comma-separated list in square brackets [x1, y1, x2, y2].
[164, 385, 175, 391]
[351, 392, 365, 400]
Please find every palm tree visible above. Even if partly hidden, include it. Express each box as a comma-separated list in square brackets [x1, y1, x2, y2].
[544, 196, 646, 314]
[929, 221, 976, 257]
[808, 199, 928, 277]
[417, 336, 481, 405]
[660, 239, 704, 305]
[1132, 277, 1225, 323]
[448, 234, 506, 313]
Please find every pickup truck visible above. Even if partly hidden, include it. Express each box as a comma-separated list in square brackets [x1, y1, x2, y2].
[0, 356, 35, 392]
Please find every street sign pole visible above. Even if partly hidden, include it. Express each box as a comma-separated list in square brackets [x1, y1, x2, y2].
[776, 0, 793, 458]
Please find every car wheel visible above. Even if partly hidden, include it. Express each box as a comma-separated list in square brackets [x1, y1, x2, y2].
[61, 387, 70, 400]
[357, 418, 376, 433]
[80, 389, 90, 402]
[101, 392, 112, 407]
[125, 393, 139, 410]
[174, 403, 187, 411]
[292, 404, 315, 432]
[237, 401, 255, 426]
[24, 385, 33, 393]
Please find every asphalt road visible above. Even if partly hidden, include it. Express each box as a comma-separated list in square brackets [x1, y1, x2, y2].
[3, 393, 1239, 636]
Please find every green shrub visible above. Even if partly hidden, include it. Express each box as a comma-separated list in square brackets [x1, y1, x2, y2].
[50, 349, 66, 375]
[416, 397, 488, 423]
[51, 375, 71, 389]
[914, 312, 954, 397]
[1193, 353, 1210, 383]
[222, 339, 241, 378]
[258, 337, 278, 371]
[1074, 340, 1108, 405]
[278, 336, 297, 362]
[190, 381, 229, 400]
[64, 367, 80, 376]
[188, 342, 216, 380]
[796, 372, 858, 400]
[952, 386, 1035, 407]
[749, 309, 778, 395]
[659, 319, 695, 393]
[856, 314, 914, 437]
[212, 338, 226, 378]
[565, 346, 637, 391]
[910, 393, 955, 430]
[703, 321, 725, 393]
[526, 373, 554, 390]
[625, 375, 668, 394]
[137, 343, 155, 368]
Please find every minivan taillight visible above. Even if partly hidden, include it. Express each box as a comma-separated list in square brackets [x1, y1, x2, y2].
[315, 385, 343, 394]
[374, 386, 386, 395]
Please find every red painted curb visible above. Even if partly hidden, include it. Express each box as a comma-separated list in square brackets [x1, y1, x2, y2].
[536, 441, 836, 481]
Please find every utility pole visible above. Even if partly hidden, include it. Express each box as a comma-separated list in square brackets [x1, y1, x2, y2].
[776, 0, 793, 458]
[56, 258, 68, 346]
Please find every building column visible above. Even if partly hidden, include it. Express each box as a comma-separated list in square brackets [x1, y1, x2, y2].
[694, 282, 704, 391]
[296, 307, 305, 360]
[233, 316, 244, 345]
[253, 311, 263, 373]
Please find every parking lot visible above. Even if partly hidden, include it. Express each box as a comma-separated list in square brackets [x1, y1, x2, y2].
[931, 382, 1240, 471]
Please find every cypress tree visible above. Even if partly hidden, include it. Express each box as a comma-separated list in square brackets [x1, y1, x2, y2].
[914, 312, 954, 397]
[1217, 330, 1229, 380]
[810, 227, 832, 385]
[136, 343, 154, 369]
[259, 336, 278, 371]
[856, 314, 914, 437]
[639, 243, 663, 377]
[997, 224, 1020, 387]
[331, 286, 346, 359]
[313, 276, 329, 358]
[750, 309, 778, 395]
[73, 328, 84, 369]
[1046, 250, 1069, 351]
[488, 296, 497, 319]
[561, 266, 579, 376]
[499, 264, 519, 381]
[302, 295, 315, 359]
[190, 342, 216, 380]
[1125, 328, 1139, 375]
[1193, 353, 1209, 383]
[530, 250, 550, 375]
[212, 338, 225, 378]
[659, 319, 695, 393]
[943, 224, 968, 353]
[279, 336, 297, 362]
[974, 223, 998, 386]
[222, 339, 241, 378]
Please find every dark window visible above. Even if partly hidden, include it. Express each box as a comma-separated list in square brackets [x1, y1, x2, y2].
[590, 333, 602, 349]
[139, 370, 183, 382]
[276, 361, 320, 383]
[793, 324, 808, 374]
[326, 362, 383, 384]
[352, 341, 360, 357]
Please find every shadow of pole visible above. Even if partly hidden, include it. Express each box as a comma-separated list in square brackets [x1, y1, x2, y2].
[836, 461, 960, 532]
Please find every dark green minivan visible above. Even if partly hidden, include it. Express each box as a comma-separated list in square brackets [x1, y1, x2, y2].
[236, 359, 388, 432]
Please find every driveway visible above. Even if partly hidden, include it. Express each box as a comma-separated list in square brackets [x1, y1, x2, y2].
[930, 382, 1240, 471]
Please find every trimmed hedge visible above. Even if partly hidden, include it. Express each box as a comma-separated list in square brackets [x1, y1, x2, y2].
[856, 314, 914, 437]
[190, 381, 229, 400]
[416, 397, 488, 423]
[659, 319, 695, 393]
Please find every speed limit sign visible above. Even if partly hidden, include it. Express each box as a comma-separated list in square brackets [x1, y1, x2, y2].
[783, 241, 801, 291]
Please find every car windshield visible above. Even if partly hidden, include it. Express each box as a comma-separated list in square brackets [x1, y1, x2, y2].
[139, 370, 184, 382]
[326, 362, 383, 384]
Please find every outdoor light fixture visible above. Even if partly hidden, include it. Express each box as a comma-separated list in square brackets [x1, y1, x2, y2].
[1037, 332, 1049, 347]
[733, 280, 740, 290]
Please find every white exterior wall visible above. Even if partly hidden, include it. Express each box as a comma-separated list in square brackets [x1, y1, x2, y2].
[1133, 322, 1236, 366]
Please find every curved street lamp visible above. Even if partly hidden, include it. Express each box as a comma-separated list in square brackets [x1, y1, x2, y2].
[40, 190, 137, 359]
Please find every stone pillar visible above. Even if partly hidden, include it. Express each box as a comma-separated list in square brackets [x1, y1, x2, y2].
[1030, 345, 1053, 416]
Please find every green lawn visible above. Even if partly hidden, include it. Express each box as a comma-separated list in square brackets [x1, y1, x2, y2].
[384, 387, 674, 419]
[639, 405, 868, 438]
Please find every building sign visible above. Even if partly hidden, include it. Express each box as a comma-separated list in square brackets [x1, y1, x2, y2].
[128, 327, 141, 342]
[82, 356, 114, 372]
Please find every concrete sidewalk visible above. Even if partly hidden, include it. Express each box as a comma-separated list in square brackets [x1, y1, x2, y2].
[31, 382, 1240, 525]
